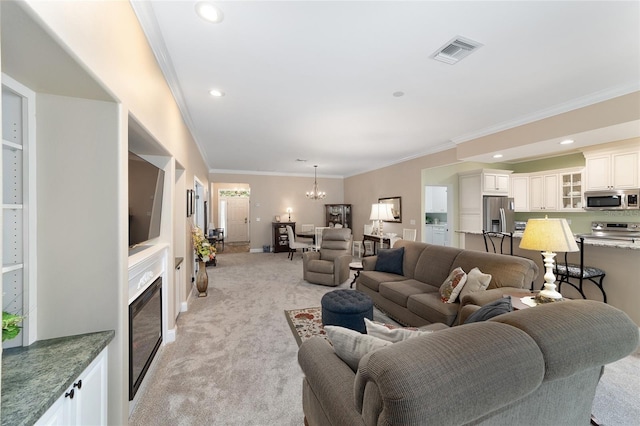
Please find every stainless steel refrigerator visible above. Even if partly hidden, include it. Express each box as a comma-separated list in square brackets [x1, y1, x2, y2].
[483, 196, 515, 233]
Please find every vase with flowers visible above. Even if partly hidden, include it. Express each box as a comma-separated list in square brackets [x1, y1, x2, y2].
[191, 225, 216, 297]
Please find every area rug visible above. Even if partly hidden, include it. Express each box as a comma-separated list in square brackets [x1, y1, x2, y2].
[285, 306, 399, 347]
[284, 307, 326, 347]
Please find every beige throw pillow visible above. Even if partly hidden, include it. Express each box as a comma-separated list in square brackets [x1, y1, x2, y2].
[440, 267, 468, 303]
[324, 326, 392, 371]
[364, 318, 432, 343]
[459, 267, 492, 301]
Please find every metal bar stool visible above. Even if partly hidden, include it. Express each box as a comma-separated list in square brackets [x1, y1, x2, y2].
[554, 237, 606, 302]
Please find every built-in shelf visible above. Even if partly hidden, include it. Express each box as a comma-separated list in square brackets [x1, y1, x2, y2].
[2, 263, 24, 273]
[3, 139, 23, 150]
[3, 204, 24, 209]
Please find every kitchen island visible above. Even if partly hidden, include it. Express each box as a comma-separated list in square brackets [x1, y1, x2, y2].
[459, 231, 640, 327]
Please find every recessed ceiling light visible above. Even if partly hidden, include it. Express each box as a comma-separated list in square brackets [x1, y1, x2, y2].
[560, 139, 574, 145]
[392, 91, 405, 97]
[493, 154, 503, 159]
[195, 2, 224, 24]
[209, 89, 225, 97]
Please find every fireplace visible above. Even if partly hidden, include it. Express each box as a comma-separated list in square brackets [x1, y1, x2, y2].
[129, 276, 162, 400]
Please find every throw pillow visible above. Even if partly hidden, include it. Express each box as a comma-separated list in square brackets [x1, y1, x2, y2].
[374, 247, 405, 275]
[464, 297, 513, 324]
[458, 267, 492, 301]
[324, 325, 392, 371]
[439, 267, 468, 303]
[364, 318, 432, 343]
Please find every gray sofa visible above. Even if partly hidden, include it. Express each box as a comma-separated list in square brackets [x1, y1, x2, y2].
[356, 240, 538, 326]
[298, 300, 639, 426]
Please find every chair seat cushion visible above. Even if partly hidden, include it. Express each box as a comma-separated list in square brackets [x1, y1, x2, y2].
[555, 263, 605, 279]
[307, 259, 334, 274]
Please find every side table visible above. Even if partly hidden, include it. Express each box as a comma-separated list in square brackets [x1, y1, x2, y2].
[349, 262, 363, 288]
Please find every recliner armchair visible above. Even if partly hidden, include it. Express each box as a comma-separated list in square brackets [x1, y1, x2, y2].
[303, 228, 352, 286]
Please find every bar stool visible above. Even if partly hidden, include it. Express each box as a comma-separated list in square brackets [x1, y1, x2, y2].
[555, 237, 607, 302]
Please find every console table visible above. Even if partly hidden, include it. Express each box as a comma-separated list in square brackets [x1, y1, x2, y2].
[363, 234, 391, 256]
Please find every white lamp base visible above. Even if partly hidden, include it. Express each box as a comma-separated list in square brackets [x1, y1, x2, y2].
[539, 250, 563, 300]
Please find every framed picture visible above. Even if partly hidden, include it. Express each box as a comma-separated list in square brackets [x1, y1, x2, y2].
[187, 189, 195, 217]
[378, 196, 402, 222]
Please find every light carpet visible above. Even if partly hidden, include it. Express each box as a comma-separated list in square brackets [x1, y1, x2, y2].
[129, 251, 639, 426]
[129, 251, 354, 425]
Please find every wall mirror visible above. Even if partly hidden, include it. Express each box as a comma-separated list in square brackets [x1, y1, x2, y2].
[378, 196, 402, 222]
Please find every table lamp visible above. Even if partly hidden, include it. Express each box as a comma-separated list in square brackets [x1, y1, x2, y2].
[369, 203, 394, 237]
[519, 216, 578, 301]
[286, 207, 292, 221]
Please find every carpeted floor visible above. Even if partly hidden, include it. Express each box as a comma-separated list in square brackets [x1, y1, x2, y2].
[129, 251, 639, 425]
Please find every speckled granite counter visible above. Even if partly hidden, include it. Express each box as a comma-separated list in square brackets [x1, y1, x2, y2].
[1, 330, 115, 426]
[458, 230, 640, 250]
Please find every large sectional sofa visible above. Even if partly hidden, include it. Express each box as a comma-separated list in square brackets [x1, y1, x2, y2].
[298, 299, 639, 425]
[356, 240, 539, 326]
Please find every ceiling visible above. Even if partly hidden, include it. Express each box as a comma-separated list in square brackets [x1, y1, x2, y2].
[132, 1, 640, 178]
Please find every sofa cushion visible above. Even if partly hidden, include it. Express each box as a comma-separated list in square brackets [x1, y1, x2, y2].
[364, 318, 432, 343]
[413, 244, 462, 286]
[357, 270, 406, 292]
[324, 325, 391, 371]
[439, 267, 468, 303]
[458, 267, 492, 301]
[464, 296, 513, 324]
[453, 250, 537, 290]
[307, 259, 334, 274]
[374, 247, 404, 275]
[380, 280, 433, 308]
[407, 291, 460, 325]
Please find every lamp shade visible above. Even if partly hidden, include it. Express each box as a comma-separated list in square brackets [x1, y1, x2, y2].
[519, 217, 579, 252]
[369, 203, 394, 221]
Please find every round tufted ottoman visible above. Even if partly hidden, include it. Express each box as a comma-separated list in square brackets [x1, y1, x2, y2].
[321, 289, 373, 333]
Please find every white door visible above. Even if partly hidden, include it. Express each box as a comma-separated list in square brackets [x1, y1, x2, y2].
[226, 198, 249, 242]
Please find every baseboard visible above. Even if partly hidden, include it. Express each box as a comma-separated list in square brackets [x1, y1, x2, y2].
[249, 248, 265, 253]
[165, 327, 176, 343]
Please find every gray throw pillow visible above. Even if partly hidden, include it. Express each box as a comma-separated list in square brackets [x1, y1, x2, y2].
[465, 296, 513, 324]
[374, 247, 404, 275]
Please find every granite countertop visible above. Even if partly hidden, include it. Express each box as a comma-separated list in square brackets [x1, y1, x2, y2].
[1, 330, 115, 426]
[457, 230, 640, 250]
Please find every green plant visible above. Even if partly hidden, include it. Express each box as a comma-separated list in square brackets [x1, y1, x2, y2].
[2, 311, 24, 342]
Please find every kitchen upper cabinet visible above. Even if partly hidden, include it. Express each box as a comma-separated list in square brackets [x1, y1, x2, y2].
[510, 174, 529, 212]
[584, 147, 639, 190]
[530, 174, 558, 211]
[426, 186, 447, 213]
[483, 172, 511, 194]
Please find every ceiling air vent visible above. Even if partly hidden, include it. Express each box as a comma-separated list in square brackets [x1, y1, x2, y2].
[431, 36, 483, 65]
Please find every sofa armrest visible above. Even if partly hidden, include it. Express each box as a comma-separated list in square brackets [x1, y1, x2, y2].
[362, 256, 377, 270]
[298, 337, 363, 425]
[335, 254, 353, 285]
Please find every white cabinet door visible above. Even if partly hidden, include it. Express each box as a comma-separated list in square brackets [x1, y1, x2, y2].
[425, 226, 434, 243]
[612, 151, 638, 189]
[585, 155, 612, 190]
[483, 173, 510, 194]
[432, 226, 447, 246]
[511, 175, 529, 211]
[35, 347, 108, 426]
[585, 150, 639, 190]
[426, 187, 447, 213]
[530, 174, 558, 211]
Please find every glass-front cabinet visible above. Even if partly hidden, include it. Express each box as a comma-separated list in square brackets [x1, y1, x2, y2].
[560, 169, 584, 210]
[325, 204, 351, 229]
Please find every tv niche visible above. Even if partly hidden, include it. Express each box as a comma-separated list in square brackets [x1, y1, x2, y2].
[128, 151, 165, 248]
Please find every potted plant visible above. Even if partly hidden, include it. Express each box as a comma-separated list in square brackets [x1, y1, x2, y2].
[2, 311, 24, 342]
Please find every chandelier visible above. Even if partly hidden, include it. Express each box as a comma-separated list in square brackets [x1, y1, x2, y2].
[306, 165, 326, 200]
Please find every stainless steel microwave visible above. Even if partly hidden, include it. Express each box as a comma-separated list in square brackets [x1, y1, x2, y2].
[584, 189, 640, 210]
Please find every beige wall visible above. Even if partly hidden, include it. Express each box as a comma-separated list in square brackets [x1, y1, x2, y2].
[210, 173, 344, 251]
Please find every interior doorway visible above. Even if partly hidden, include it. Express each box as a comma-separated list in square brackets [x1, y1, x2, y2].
[424, 185, 451, 246]
[216, 187, 250, 244]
